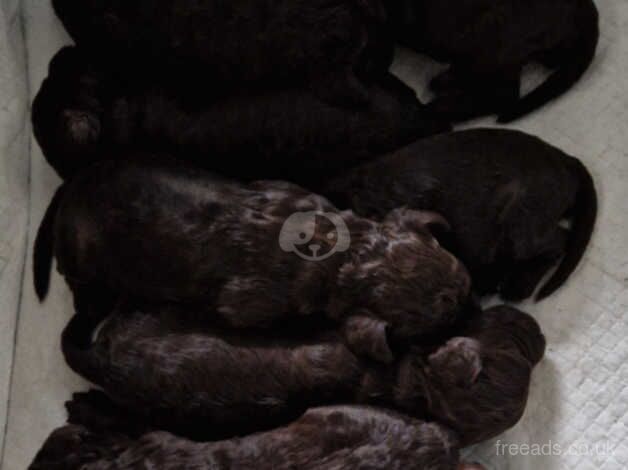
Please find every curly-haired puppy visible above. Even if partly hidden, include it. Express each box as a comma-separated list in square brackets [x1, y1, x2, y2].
[60, 302, 541, 444]
[61, 306, 363, 438]
[324, 129, 597, 300]
[31, 398, 472, 470]
[393, 305, 546, 446]
[35, 159, 471, 363]
[33, 47, 449, 181]
[388, 0, 599, 122]
[52, 0, 393, 105]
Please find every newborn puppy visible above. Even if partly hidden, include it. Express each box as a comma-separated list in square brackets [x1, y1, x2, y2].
[33, 47, 449, 181]
[36, 159, 471, 362]
[52, 0, 393, 105]
[388, 0, 599, 122]
[61, 305, 362, 439]
[60, 301, 540, 445]
[394, 305, 546, 446]
[31, 398, 469, 470]
[324, 129, 597, 300]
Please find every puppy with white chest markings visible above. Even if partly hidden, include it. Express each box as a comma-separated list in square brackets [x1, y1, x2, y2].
[35, 158, 471, 363]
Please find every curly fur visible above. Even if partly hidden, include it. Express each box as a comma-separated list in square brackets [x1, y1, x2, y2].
[324, 129, 597, 300]
[59, 302, 542, 445]
[36, 160, 471, 363]
[30, 396, 466, 470]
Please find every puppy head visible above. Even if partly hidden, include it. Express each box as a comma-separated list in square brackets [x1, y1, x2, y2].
[32, 47, 104, 179]
[471, 306, 546, 366]
[422, 332, 535, 445]
[334, 208, 471, 362]
[29, 424, 122, 470]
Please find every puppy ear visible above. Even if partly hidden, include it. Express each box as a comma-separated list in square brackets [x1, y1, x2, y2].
[344, 315, 394, 364]
[385, 208, 451, 237]
[428, 337, 482, 387]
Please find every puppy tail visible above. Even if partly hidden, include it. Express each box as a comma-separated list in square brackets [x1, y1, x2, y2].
[33, 185, 65, 301]
[61, 313, 103, 384]
[536, 158, 597, 300]
[497, 2, 599, 123]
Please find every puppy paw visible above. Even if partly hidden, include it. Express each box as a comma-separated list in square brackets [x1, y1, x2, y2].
[62, 109, 101, 146]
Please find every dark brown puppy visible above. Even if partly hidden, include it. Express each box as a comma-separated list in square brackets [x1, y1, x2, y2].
[35, 159, 471, 362]
[52, 0, 393, 105]
[33, 47, 448, 181]
[323, 129, 597, 301]
[61, 307, 362, 439]
[395, 305, 546, 446]
[61, 303, 542, 445]
[30, 399, 469, 470]
[388, 0, 599, 122]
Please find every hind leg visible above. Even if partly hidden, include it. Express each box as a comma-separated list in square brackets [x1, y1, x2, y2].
[310, 68, 370, 107]
[428, 69, 520, 122]
[500, 229, 567, 301]
[70, 282, 117, 322]
[429, 67, 461, 92]
[67, 390, 151, 437]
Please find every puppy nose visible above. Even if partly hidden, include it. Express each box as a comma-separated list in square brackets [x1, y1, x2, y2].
[309, 244, 321, 255]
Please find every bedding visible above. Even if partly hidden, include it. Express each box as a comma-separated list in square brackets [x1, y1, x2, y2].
[1, 0, 627, 469]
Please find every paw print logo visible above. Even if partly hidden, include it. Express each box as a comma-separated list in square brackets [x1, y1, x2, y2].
[279, 211, 351, 261]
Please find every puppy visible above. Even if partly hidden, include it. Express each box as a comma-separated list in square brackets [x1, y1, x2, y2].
[394, 305, 546, 446]
[33, 47, 449, 181]
[61, 306, 363, 439]
[31, 397, 470, 470]
[60, 302, 541, 445]
[323, 129, 597, 300]
[388, 0, 599, 122]
[35, 159, 471, 362]
[52, 0, 393, 105]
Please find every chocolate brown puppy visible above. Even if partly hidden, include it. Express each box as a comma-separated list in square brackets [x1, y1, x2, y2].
[324, 129, 597, 300]
[35, 159, 471, 362]
[388, 0, 599, 122]
[30, 399, 468, 470]
[33, 47, 448, 181]
[60, 303, 542, 445]
[395, 305, 546, 445]
[61, 307, 362, 439]
[52, 0, 393, 105]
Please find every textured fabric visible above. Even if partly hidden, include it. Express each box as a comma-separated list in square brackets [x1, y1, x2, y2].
[2, 1, 628, 469]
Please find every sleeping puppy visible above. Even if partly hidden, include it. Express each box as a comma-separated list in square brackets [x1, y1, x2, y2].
[33, 46, 449, 181]
[60, 306, 363, 439]
[35, 159, 471, 363]
[52, 0, 393, 105]
[323, 129, 597, 301]
[60, 302, 540, 445]
[387, 0, 599, 122]
[30, 398, 473, 470]
[394, 305, 546, 446]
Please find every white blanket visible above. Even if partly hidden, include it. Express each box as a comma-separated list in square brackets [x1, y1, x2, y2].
[1, 1, 627, 469]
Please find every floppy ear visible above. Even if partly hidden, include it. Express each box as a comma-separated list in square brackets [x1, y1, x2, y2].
[385, 208, 451, 237]
[428, 337, 482, 387]
[344, 315, 394, 364]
